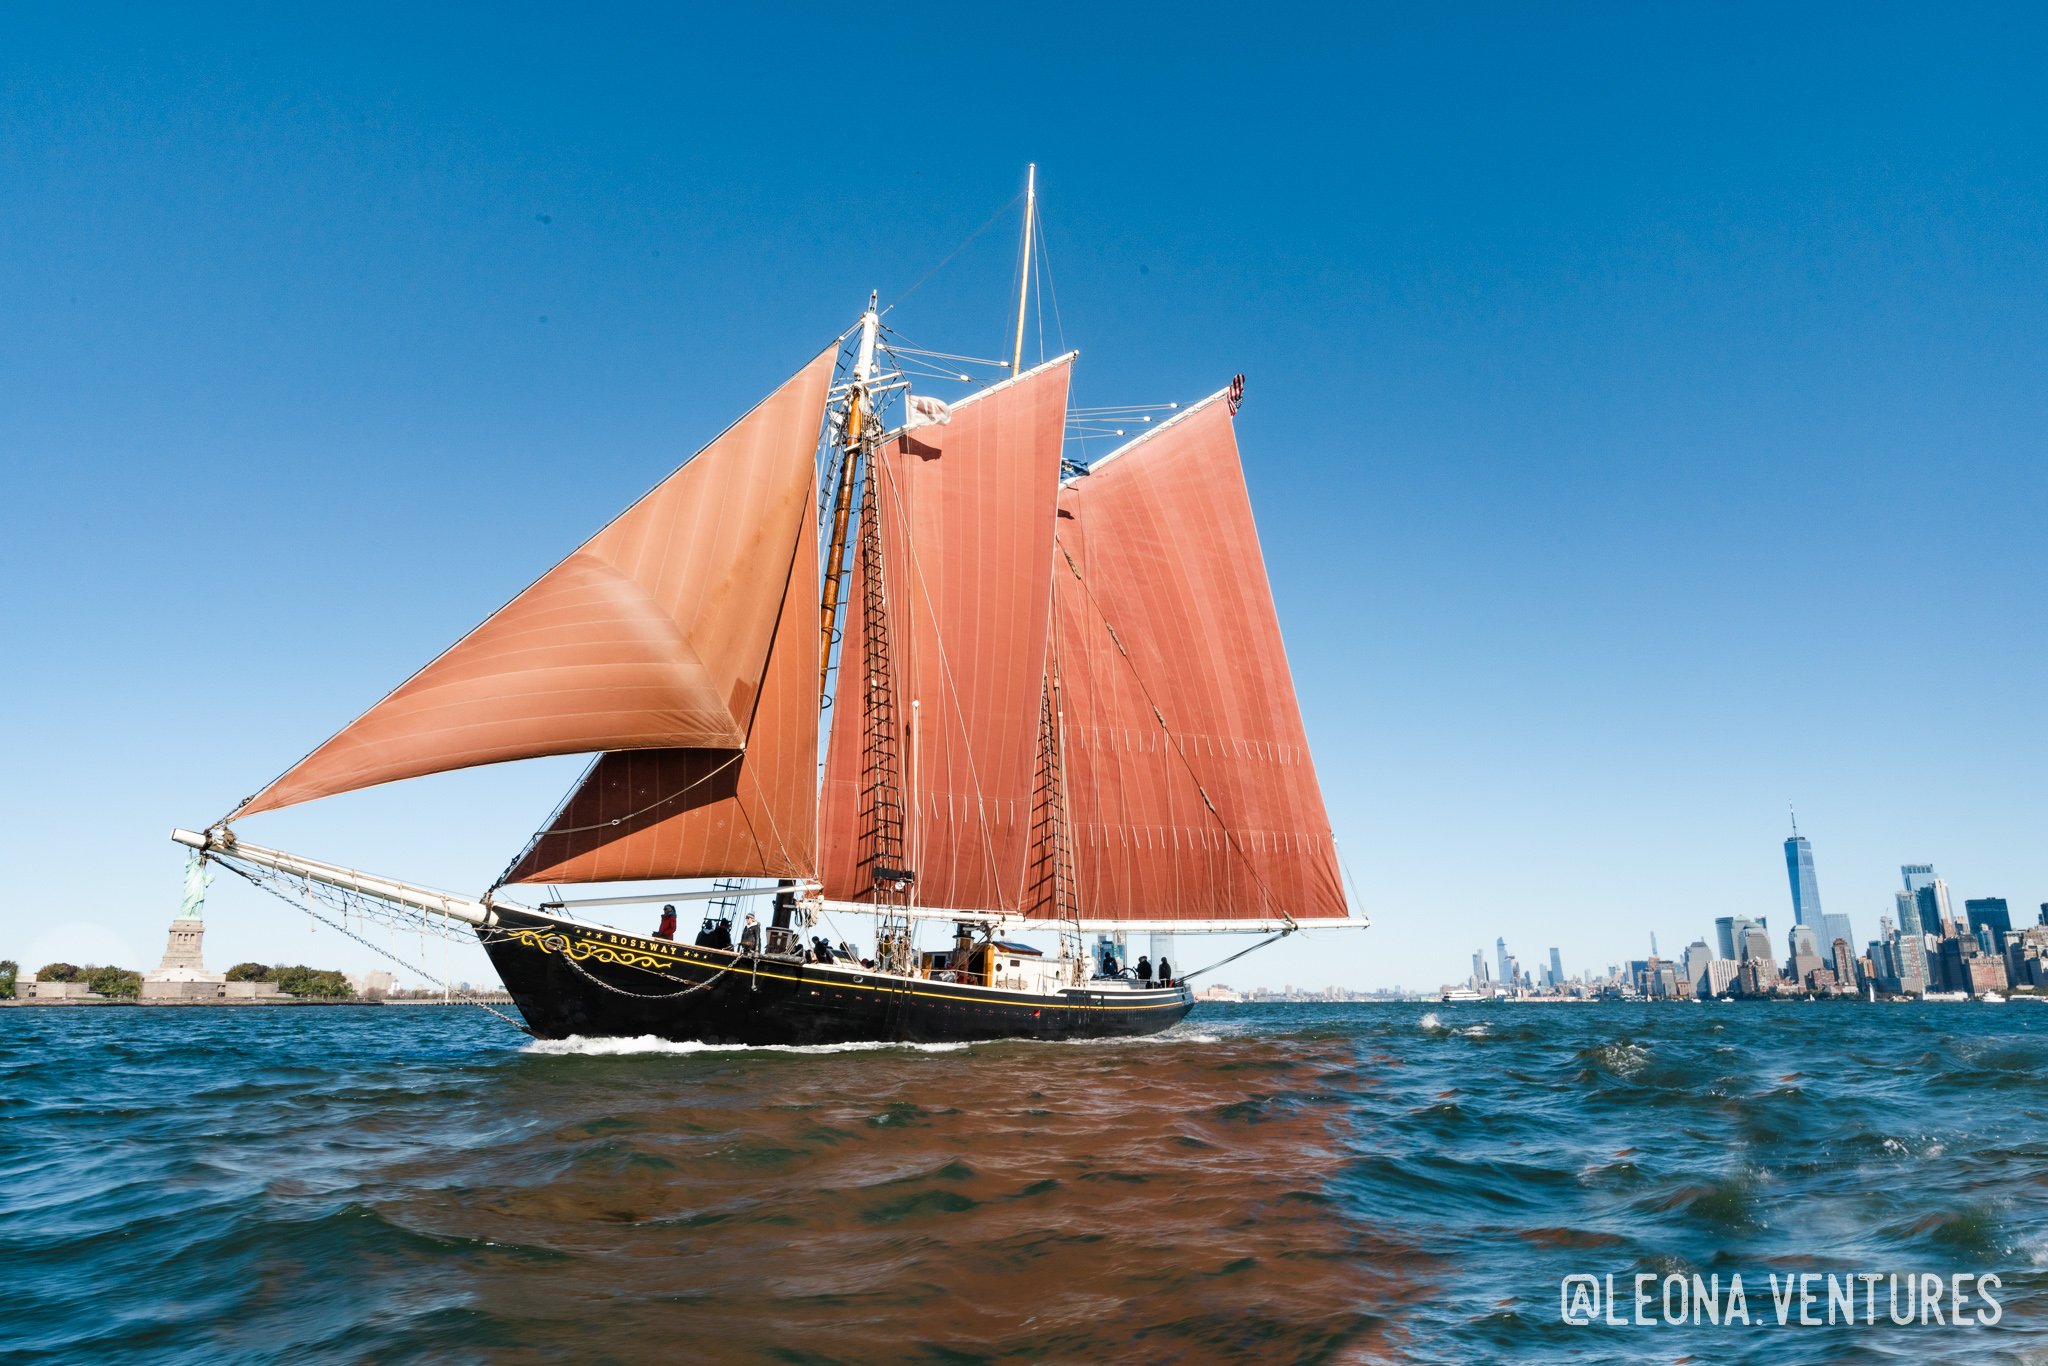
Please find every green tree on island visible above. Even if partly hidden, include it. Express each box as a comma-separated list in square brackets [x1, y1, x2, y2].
[273, 965, 355, 998]
[38, 962, 84, 982]
[0, 960, 16, 999]
[87, 966, 142, 999]
[225, 962, 273, 982]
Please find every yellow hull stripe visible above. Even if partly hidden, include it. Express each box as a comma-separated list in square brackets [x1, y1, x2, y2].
[500, 926, 1190, 1014]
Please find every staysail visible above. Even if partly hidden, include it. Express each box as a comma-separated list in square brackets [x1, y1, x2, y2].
[235, 347, 838, 818]
[501, 458, 821, 883]
[817, 355, 1073, 912]
[1045, 391, 1348, 924]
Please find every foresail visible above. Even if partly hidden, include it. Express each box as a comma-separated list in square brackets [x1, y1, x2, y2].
[236, 346, 838, 818]
[818, 355, 1073, 911]
[1048, 393, 1349, 923]
[501, 464, 821, 884]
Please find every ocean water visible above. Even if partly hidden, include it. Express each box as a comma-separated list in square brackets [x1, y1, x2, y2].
[3, 1001, 2045, 1364]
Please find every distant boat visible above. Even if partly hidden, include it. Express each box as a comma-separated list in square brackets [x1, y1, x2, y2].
[1439, 988, 1487, 1003]
[169, 169, 1366, 1044]
[1978, 992, 2006, 1004]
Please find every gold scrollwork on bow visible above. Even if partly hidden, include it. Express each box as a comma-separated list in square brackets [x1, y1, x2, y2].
[509, 927, 673, 972]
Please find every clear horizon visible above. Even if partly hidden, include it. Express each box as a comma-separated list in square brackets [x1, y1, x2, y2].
[5, 4, 2045, 992]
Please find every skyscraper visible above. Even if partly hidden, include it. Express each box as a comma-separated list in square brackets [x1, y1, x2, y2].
[1820, 912, 1855, 958]
[1894, 928, 1930, 995]
[1682, 941, 1712, 993]
[1783, 814, 1824, 929]
[1901, 864, 1936, 895]
[1497, 937, 1511, 988]
[1831, 939, 1856, 990]
[1913, 880, 1954, 938]
[1871, 916, 1899, 989]
[1715, 915, 1760, 960]
[1548, 947, 1563, 987]
[1965, 898, 2012, 943]
[1788, 924, 1824, 983]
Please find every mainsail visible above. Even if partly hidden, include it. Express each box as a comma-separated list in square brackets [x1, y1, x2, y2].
[234, 348, 837, 819]
[1044, 391, 1348, 924]
[817, 355, 1073, 912]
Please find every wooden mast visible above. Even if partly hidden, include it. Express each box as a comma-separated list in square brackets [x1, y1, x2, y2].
[819, 298, 879, 691]
[1010, 163, 1036, 375]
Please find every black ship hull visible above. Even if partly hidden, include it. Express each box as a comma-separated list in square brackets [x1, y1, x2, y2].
[479, 907, 1195, 1045]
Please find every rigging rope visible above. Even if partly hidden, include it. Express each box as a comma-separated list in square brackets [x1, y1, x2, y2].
[882, 190, 1024, 320]
[213, 856, 525, 1030]
[1179, 927, 1297, 984]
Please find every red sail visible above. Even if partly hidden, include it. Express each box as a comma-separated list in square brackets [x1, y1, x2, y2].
[818, 356, 1073, 911]
[1049, 394, 1348, 923]
[238, 347, 837, 818]
[502, 464, 820, 883]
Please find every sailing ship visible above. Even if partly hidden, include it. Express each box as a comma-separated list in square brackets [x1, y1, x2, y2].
[172, 171, 1363, 1043]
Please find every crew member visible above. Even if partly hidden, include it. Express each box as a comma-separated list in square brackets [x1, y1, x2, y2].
[653, 904, 677, 940]
[739, 913, 761, 955]
[1157, 957, 1172, 986]
[1136, 954, 1153, 984]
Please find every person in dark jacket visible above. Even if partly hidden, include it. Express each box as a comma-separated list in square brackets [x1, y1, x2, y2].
[708, 919, 733, 950]
[1156, 957, 1172, 986]
[1136, 954, 1153, 984]
[653, 905, 677, 940]
[739, 913, 761, 954]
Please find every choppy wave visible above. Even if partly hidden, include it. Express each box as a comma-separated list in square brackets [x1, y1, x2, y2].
[5, 1001, 2046, 1362]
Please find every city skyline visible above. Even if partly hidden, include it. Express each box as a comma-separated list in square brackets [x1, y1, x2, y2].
[1460, 824, 2048, 999]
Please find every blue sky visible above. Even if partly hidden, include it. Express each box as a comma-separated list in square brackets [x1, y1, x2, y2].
[4, 3, 2043, 992]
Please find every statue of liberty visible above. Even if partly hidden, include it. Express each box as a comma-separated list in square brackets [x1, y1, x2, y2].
[179, 852, 213, 920]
